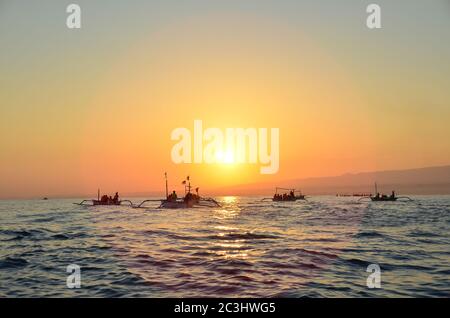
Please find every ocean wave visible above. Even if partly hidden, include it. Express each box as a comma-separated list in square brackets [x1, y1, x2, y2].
[0, 196, 449, 297]
[410, 230, 441, 237]
[0, 229, 47, 241]
[0, 257, 28, 269]
[354, 231, 386, 238]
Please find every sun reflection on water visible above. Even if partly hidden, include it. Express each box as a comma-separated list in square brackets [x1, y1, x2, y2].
[222, 196, 237, 203]
[88, 196, 370, 296]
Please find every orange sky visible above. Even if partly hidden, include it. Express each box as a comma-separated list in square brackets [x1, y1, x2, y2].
[1, 2, 449, 198]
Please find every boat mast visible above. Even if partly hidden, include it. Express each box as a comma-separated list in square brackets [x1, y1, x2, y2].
[165, 172, 168, 199]
[187, 176, 191, 193]
[375, 182, 378, 194]
[98, 188, 100, 201]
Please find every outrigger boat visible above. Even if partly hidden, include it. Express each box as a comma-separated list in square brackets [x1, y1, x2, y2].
[134, 174, 221, 209]
[359, 183, 413, 202]
[263, 187, 306, 202]
[74, 189, 133, 207]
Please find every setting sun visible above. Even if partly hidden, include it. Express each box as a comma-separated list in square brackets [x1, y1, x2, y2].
[216, 150, 235, 164]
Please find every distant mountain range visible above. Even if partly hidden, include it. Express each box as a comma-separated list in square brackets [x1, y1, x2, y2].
[212, 165, 450, 195]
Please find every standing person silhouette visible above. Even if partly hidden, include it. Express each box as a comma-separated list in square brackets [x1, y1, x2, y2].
[113, 192, 119, 204]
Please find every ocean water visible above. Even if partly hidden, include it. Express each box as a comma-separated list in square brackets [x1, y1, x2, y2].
[0, 196, 449, 297]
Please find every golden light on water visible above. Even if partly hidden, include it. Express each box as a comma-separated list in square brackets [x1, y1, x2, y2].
[214, 245, 249, 260]
[222, 196, 237, 204]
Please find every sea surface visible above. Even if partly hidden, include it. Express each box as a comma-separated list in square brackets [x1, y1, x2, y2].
[0, 196, 449, 297]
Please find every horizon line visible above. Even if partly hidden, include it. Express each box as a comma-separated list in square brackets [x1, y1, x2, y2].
[1, 163, 450, 200]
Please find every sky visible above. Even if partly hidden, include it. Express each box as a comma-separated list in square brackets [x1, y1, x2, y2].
[0, 0, 449, 198]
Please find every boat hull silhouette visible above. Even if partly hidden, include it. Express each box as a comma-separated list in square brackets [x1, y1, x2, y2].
[92, 200, 121, 206]
[370, 197, 398, 202]
[272, 195, 306, 202]
[160, 199, 196, 209]
[74, 199, 133, 206]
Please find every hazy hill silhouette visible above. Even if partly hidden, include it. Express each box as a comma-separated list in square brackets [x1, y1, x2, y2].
[213, 165, 450, 195]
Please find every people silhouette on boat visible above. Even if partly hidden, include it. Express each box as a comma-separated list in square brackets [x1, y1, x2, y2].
[167, 190, 178, 202]
[98, 192, 120, 205]
[273, 190, 298, 201]
[192, 187, 200, 201]
[101, 194, 109, 203]
[182, 188, 200, 204]
[113, 192, 119, 204]
[372, 190, 396, 201]
[184, 191, 194, 203]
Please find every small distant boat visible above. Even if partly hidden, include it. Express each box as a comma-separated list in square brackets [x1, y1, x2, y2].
[74, 189, 133, 207]
[263, 187, 306, 202]
[359, 183, 413, 202]
[370, 195, 398, 202]
[42, 197, 49, 200]
[75, 199, 134, 207]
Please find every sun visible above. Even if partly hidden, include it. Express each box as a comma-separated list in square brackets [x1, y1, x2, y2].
[215, 150, 235, 164]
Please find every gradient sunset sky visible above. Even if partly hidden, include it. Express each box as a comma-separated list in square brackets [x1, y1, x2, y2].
[1, 0, 449, 198]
